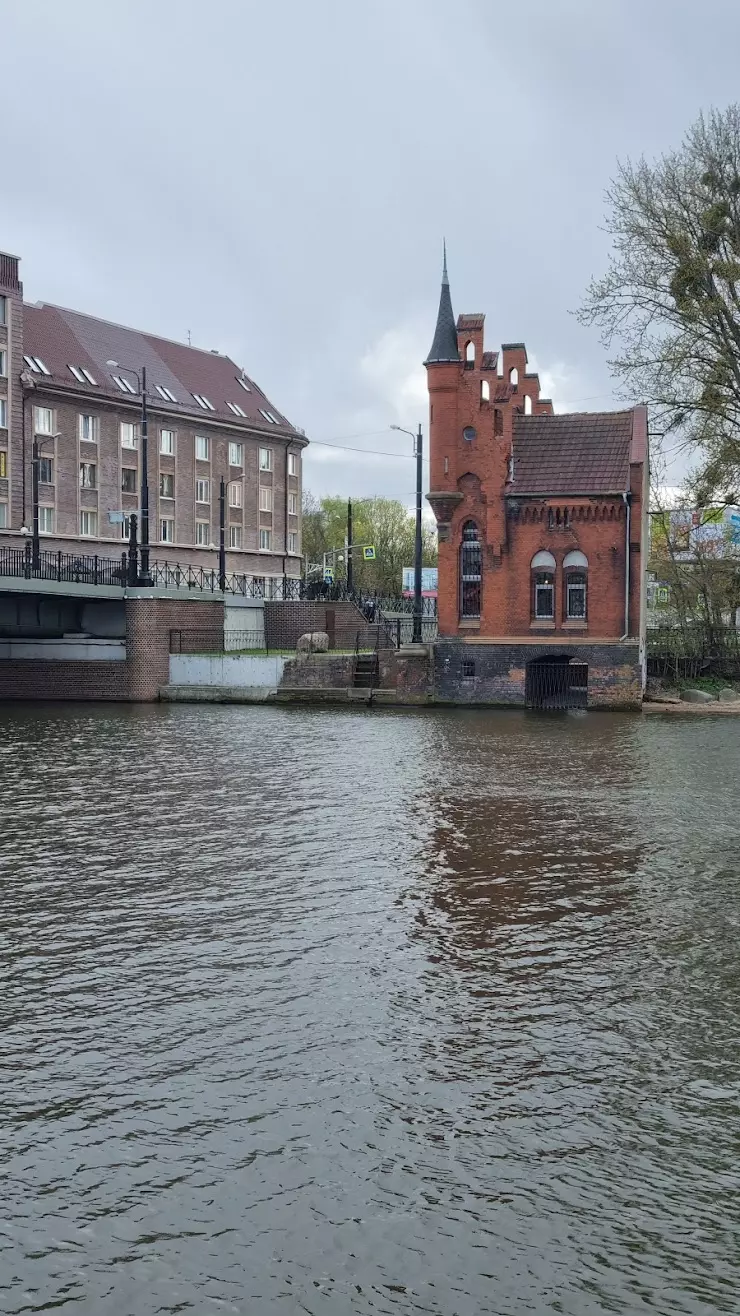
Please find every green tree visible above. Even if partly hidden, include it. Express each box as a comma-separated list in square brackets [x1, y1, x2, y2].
[301, 491, 437, 594]
[578, 105, 740, 502]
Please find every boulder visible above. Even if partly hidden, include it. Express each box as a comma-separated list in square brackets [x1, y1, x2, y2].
[681, 687, 716, 703]
[717, 687, 740, 702]
[296, 631, 329, 653]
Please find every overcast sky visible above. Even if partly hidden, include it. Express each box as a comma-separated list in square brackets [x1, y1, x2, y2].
[3, 0, 739, 506]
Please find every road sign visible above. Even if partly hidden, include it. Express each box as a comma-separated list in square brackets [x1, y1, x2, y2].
[324, 568, 334, 584]
[108, 511, 125, 524]
[362, 545, 376, 560]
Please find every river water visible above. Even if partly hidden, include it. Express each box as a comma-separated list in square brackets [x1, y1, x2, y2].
[1, 704, 739, 1315]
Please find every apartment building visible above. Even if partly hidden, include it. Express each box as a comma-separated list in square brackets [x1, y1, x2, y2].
[0, 251, 306, 588]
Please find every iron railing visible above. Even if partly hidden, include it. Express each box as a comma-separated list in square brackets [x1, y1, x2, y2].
[0, 545, 129, 586]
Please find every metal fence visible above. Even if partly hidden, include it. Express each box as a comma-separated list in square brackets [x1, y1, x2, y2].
[647, 624, 740, 681]
[0, 546, 128, 586]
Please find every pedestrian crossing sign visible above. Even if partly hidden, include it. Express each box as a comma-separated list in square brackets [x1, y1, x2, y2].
[363, 546, 376, 560]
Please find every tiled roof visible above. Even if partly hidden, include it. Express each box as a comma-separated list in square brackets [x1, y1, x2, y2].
[22, 302, 303, 438]
[512, 410, 635, 495]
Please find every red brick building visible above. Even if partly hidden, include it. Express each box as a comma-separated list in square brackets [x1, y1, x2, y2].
[425, 255, 649, 707]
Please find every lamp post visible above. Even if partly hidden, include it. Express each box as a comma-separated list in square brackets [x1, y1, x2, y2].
[391, 423, 424, 644]
[106, 360, 152, 586]
[24, 432, 61, 571]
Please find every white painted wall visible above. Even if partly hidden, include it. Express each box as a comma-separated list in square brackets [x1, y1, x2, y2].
[0, 638, 126, 660]
[169, 653, 286, 687]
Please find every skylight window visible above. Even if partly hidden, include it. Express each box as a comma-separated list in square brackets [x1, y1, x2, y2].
[202, 396, 215, 411]
[155, 384, 178, 402]
[81, 368, 97, 385]
[68, 365, 85, 382]
[192, 393, 208, 409]
[23, 355, 50, 375]
[236, 375, 251, 392]
[226, 401, 247, 417]
[267, 411, 279, 423]
[112, 374, 137, 394]
[259, 408, 277, 424]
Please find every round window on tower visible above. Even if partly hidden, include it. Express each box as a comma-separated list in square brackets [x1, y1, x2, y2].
[463, 426, 476, 442]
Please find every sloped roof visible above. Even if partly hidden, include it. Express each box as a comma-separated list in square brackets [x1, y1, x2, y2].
[22, 302, 303, 438]
[512, 410, 635, 494]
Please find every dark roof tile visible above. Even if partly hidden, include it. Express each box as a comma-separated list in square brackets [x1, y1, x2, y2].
[22, 302, 302, 437]
[512, 410, 634, 494]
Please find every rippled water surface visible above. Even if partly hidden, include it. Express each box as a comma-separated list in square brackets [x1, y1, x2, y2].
[2, 703, 740, 1314]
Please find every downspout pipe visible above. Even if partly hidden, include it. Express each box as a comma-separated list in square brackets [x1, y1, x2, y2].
[620, 490, 632, 641]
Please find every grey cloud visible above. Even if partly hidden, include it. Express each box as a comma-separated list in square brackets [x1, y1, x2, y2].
[3, 0, 739, 502]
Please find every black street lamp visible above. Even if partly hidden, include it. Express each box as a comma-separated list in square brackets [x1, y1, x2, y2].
[22, 432, 61, 571]
[106, 360, 152, 586]
[391, 423, 424, 645]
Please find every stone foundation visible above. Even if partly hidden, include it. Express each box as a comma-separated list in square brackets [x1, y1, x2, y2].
[433, 640, 642, 708]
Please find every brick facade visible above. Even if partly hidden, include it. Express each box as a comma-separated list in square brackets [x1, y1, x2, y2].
[424, 260, 649, 705]
[0, 250, 305, 584]
[433, 640, 642, 708]
[264, 600, 384, 651]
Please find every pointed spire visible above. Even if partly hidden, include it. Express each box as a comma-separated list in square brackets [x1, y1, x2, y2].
[426, 243, 460, 364]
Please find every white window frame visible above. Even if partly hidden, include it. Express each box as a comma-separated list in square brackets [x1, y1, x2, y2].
[288, 532, 298, 554]
[0, 399, 6, 429]
[23, 355, 40, 373]
[229, 524, 243, 549]
[195, 520, 210, 546]
[196, 478, 210, 504]
[228, 442, 243, 465]
[121, 467, 138, 494]
[0, 349, 6, 377]
[34, 406, 54, 435]
[228, 482, 243, 508]
[80, 510, 98, 537]
[288, 492, 298, 516]
[0, 296, 6, 326]
[121, 515, 132, 541]
[39, 506, 54, 535]
[79, 414, 98, 443]
[259, 486, 273, 512]
[236, 375, 251, 392]
[0, 502, 7, 529]
[159, 472, 175, 499]
[160, 518, 175, 543]
[259, 447, 273, 471]
[259, 528, 272, 551]
[195, 435, 209, 461]
[288, 452, 298, 476]
[160, 429, 175, 455]
[120, 421, 138, 448]
[68, 365, 85, 382]
[227, 402, 247, 417]
[38, 456, 54, 485]
[81, 368, 97, 385]
[259, 408, 276, 424]
[79, 462, 97, 489]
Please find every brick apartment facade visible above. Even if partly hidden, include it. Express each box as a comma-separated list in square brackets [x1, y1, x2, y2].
[425, 254, 649, 707]
[0, 251, 307, 590]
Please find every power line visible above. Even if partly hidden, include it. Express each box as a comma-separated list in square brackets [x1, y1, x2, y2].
[307, 436, 429, 461]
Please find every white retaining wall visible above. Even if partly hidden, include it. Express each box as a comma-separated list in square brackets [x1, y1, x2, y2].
[169, 653, 286, 687]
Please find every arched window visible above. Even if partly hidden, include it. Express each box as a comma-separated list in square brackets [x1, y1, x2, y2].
[564, 550, 588, 619]
[481, 379, 490, 402]
[460, 521, 481, 618]
[524, 393, 532, 415]
[509, 366, 519, 387]
[531, 549, 556, 620]
[465, 340, 475, 365]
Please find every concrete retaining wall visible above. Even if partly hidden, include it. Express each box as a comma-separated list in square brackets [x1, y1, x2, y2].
[169, 653, 286, 687]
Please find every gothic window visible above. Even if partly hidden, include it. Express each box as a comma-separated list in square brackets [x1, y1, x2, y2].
[460, 521, 481, 618]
